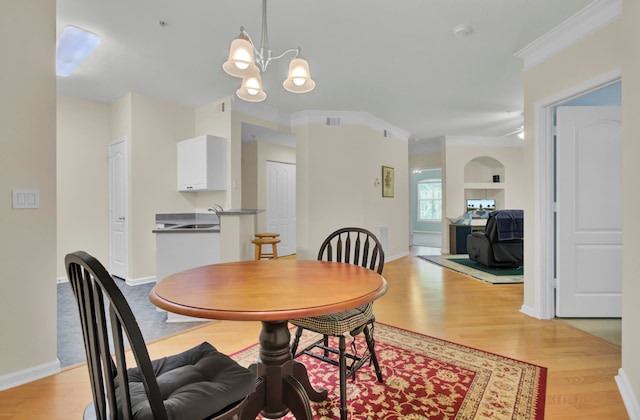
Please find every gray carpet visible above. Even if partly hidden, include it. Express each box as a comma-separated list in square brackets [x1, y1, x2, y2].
[57, 278, 207, 368]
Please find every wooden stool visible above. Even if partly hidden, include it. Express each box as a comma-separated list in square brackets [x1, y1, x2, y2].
[255, 232, 280, 239]
[252, 237, 281, 260]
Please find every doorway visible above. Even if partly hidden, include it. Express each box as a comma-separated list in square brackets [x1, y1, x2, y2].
[266, 161, 296, 256]
[108, 137, 128, 279]
[533, 71, 621, 320]
[555, 104, 621, 317]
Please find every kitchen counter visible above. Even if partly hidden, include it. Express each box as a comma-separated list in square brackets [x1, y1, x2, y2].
[217, 208, 265, 216]
[153, 212, 220, 233]
[154, 212, 222, 322]
[153, 209, 265, 266]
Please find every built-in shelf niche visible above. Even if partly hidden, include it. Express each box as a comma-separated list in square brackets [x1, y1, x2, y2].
[463, 156, 506, 212]
[464, 156, 505, 184]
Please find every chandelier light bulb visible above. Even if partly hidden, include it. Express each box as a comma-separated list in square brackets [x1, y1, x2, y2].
[283, 57, 315, 93]
[236, 75, 266, 102]
[245, 77, 260, 95]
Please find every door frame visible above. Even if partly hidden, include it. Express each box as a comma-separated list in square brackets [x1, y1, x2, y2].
[531, 68, 621, 320]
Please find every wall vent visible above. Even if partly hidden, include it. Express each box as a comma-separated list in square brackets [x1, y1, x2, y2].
[325, 117, 342, 127]
[379, 226, 389, 254]
[383, 129, 393, 139]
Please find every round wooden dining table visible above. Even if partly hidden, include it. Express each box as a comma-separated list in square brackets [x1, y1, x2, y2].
[150, 259, 388, 420]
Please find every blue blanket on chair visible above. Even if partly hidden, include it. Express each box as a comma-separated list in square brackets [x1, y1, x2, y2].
[492, 210, 524, 241]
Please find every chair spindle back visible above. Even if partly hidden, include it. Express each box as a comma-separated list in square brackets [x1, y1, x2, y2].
[65, 251, 168, 420]
[317, 227, 384, 274]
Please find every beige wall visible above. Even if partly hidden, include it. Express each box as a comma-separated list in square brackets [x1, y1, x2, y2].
[58, 94, 198, 281]
[522, 8, 640, 409]
[0, 0, 57, 381]
[241, 141, 258, 209]
[521, 19, 622, 309]
[194, 97, 233, 211]
[621, 0, 640, 406]
[56, 96, 110, 277]
[409, 148, 442, 171]
[128, 94, 195, 278]
[294, 124, 409, 260]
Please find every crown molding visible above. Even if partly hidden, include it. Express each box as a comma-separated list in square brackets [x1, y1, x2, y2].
[229, 98, 410, 143]
[515, 0, 621, 71]
[444, 136, 523, 148]
[290, 110, 410, 142]
[230, 96, 293, 127]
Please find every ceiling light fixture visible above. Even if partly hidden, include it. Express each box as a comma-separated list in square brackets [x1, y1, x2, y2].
[56, 25, 101, 77]
[504, 126, 525, 139]
[223, 0, 315, 102]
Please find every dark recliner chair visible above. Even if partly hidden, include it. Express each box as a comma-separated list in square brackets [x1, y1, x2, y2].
[467, 210, 524, 268]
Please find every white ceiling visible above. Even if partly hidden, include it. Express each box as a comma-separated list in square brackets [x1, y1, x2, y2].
[56, 0, 594, 145]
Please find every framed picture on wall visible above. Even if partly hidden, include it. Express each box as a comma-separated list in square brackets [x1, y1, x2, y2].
[382, 166, 394, 197]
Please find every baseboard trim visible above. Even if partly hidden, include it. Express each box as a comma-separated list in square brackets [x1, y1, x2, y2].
[412, 231, 442, 247]
[387, 250, 409, 262]
[0, 360, 61, 392]
[126, 275, 156, 286]
[615, 368, 640, 419]
[519, 304, 541, 319]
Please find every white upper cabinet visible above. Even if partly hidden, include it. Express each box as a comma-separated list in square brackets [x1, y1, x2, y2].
[177, 135, 227, 191]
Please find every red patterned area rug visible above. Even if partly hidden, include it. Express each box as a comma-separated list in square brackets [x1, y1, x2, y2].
[231, 323, 547, 419]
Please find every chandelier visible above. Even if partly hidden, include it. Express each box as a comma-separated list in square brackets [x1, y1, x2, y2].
[223, 0, 316, 102]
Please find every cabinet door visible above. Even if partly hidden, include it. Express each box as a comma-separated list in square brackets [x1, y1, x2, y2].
[178, 135, 227, 191]
[177, 137, 207, 191]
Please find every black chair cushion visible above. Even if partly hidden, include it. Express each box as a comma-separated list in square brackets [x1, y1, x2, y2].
[119, 342, 255, 420]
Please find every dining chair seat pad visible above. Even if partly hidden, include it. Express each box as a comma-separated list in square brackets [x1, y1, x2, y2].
[291, 303, 374, 336]
[118, 342, 256, 420]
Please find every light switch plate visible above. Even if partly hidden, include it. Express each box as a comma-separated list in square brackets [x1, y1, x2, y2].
[12, 189, 40, 209]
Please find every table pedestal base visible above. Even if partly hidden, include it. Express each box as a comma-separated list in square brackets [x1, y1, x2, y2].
[241, 321, 328, 419]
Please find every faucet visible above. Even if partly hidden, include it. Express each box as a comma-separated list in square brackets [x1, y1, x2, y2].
[207, 204, 224, 214]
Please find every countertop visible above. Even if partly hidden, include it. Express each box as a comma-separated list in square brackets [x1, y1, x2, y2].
[217, 209, 265, 216]
[153, 212, 220, 233]
[152, 210, 264, 233]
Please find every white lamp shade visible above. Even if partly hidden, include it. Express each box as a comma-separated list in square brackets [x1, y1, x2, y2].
[223, 36, 259, 78]
[283, 57, 315, 93]
[236, 75, 267, 102]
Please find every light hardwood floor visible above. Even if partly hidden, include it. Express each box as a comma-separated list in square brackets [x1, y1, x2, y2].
[0, 247, 628, 419]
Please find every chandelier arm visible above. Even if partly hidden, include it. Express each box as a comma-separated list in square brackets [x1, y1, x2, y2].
[239, 27, 259, 56]
[268, 47, 300, 62]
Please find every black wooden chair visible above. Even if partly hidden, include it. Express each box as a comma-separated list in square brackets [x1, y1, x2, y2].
[65, 251, 256, 420]
[290, 227, 385, 420]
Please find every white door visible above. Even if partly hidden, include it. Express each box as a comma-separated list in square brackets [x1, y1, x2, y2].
[266, 161, 296, 256]
[556, 106, 622, 317]
[108, 138, 128, 279]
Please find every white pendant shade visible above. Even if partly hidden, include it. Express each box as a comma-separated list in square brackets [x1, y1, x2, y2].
[236, 75, 267, 102]
[223, 0, 315, 101]
[283, 57, 315, 93]
[223, 36, 259, 78]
